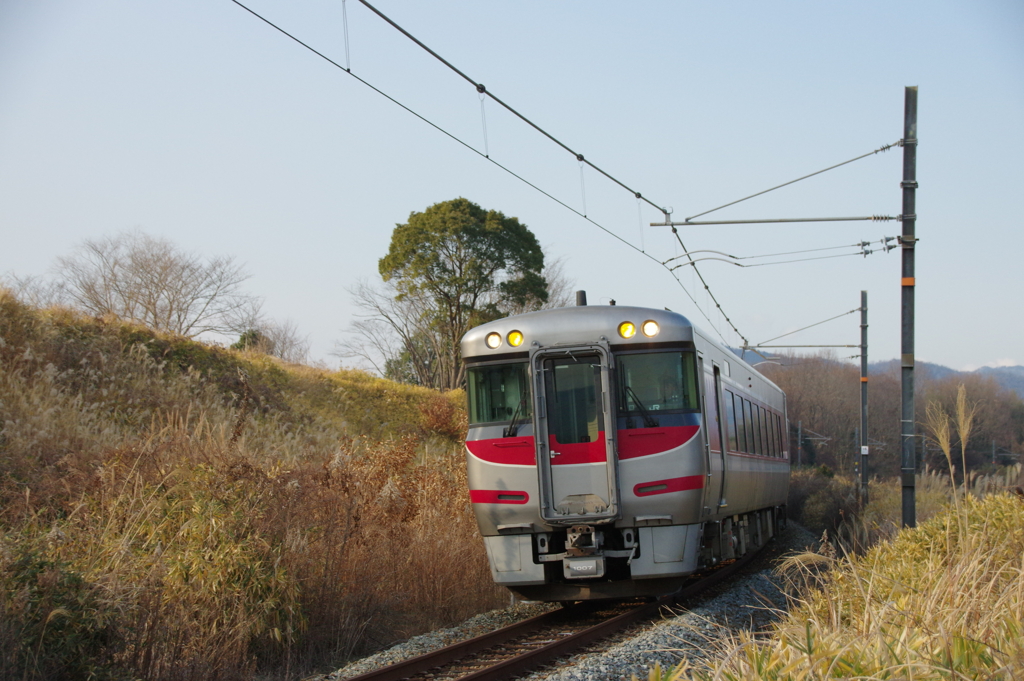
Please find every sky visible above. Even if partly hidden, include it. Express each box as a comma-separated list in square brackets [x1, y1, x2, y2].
[1, 0, 1022, 373]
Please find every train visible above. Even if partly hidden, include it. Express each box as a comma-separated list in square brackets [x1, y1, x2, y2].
[460, 293, 790, 601]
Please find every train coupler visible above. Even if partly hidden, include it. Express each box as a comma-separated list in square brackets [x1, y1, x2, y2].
[566, 525, 602, 556]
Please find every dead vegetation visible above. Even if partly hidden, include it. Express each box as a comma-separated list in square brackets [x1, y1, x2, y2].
[0, 290, 504, 681]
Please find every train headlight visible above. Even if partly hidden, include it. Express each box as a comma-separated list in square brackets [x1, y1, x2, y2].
[507, 330, 524, 347]
[485, 332, 503, 349]
[618, 321, 637, 339]
[641, 320, 660, 337]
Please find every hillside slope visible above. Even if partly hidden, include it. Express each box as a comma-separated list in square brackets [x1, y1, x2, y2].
[0, 291, 502, 681]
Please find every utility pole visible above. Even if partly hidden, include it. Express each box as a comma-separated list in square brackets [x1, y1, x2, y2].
[860, 290, 869, 509]
[900, 86, 918, 528]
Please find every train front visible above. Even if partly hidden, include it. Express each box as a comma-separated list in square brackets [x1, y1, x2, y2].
[460, 304, 707, 601]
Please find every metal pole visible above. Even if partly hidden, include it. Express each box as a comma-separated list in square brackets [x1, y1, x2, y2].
[860, 290, 869, 509]
[900, 87, 918, 528]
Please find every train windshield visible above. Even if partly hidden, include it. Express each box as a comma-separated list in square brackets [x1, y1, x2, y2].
[617, 351, 700, 415]
[466, 362, 532, 425]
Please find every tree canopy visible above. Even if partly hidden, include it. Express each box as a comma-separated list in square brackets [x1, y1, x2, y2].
[375, 198, 548, 390]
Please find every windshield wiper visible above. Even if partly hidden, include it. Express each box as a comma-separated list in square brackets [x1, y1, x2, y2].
[504, 398, 528, 437]
[625, 386, 659, 428]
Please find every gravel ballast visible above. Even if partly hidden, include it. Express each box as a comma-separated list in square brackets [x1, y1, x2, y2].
[320, 523, 819, 681]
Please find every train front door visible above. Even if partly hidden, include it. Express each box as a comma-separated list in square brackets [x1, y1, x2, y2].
[531, 344, 619, 525]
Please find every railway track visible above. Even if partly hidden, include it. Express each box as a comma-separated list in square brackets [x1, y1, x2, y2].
[341, 549, 760, 681]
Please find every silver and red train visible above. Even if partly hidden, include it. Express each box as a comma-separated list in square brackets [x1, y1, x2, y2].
[460, 295, 789, 601]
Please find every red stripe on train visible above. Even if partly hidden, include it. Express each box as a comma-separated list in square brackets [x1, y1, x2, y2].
[618, 425, 699, 459]
[467, 425, 700, 465]
[469, 490, 530, 504]
[633, 475, 705, 497]
[466, 437, 536, 465]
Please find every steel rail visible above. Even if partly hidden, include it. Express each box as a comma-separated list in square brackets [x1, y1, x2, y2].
[340, 605, 580, 681]
[343, 547, 761, 681]
[461, 551, 758, 681]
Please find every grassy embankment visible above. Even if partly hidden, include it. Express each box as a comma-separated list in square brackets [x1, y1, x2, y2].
[0, 291, 506, 681]
[646, 475, 1024, 680]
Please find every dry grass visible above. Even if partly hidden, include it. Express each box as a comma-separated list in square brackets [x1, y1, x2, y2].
[644, 486, 1024, 681]
[0, 290, 504, 680]
[640, 386, 1022, 681]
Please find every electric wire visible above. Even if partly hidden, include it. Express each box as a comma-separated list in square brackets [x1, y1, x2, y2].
[341, 0, 351, 71]
[669, 250, 880, 271]
[668, 227, 749, 347]
[355, 0, 667, 217]
[227, 0, 738, 343]
[684, 141, 901, 222]
[663, 237, 895, 265]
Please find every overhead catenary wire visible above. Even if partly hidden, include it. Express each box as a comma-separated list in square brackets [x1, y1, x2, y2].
[670, 250, 884, 271]
[662, 237, 897, 265]
[226, 0, 738, 343]
[354, 0, 667, 217]
[667, 226, 750, 347]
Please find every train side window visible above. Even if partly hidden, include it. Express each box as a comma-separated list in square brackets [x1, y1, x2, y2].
[743, 399, 755, 454]
[724, 389, 738, 451]
[769, 411, 779, 456]
[733, 393, 747, 453]
[759, 406, 768, 456]
[774, 413, 782, 456]
[759, 407, 769, 457]
[752, 403, 763, 456]
[466, 362, 532, 425]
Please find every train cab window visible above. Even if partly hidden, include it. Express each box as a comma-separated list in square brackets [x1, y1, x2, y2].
[545, 356, 601, 444]
[768, 411, 779, 456]
[617, 351, 700, 421]
[466, 362, 532, 425]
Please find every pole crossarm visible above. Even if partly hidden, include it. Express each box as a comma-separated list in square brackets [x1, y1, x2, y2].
[651, 215, 901, 227]
[681, 140, 901, 222]
[743, 344, 860, 349]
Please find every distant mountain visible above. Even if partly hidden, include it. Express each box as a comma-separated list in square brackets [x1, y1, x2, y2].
[869, 360, 1024, 399]
[732, 347, 1024, 400]
[974, 365, 1024, 399]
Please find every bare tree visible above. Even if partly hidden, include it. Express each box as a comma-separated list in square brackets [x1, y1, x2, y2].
[334, 280, 445, 386]
[0, 274, 69, 308]
[232, 318, 311, 364]
[493, 255, 575, 316]
[56, 230, 257, 338]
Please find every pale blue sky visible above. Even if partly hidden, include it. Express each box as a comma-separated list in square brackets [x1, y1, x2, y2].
[2, 1, 1022, 371]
